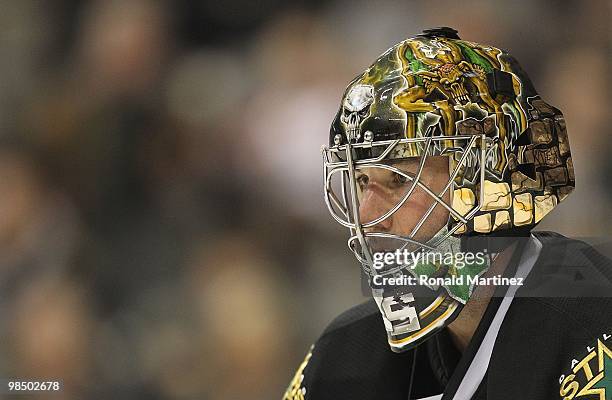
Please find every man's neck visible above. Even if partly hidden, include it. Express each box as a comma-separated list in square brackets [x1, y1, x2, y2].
[447, 241, 518, 353]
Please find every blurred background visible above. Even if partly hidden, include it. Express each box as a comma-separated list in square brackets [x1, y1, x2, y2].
[0, 0, 609, 398]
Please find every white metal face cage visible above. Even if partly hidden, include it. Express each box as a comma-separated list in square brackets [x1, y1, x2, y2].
[322, 134, 490, 278]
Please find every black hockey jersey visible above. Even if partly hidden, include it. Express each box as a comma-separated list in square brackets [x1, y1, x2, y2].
[283, 232, 612, 400]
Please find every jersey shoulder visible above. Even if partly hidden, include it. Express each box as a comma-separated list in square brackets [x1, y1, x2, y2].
[284, 300, 416, 400]
[526, 231, 612, 300]
[519, 231, 612, 334]
[487, 232, 612, 399]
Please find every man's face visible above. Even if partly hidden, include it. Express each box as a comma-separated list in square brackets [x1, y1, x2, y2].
[355, 156, 450, 250]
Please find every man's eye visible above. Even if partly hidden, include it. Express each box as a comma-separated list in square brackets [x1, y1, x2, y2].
[356, 175, 369, 187]
[393, 173, 410, 185]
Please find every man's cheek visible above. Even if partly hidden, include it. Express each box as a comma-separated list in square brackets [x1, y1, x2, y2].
[407, 193, 434, 215]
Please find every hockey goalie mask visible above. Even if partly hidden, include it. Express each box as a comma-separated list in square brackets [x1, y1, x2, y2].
[322, 27, 575, 352]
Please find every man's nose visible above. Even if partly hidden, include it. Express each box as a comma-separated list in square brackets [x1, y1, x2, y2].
[358, 186, 392, 232]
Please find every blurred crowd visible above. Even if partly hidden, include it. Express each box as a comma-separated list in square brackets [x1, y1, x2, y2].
[0, 0, 609, 399]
